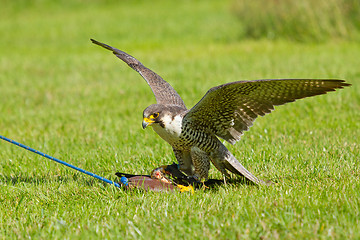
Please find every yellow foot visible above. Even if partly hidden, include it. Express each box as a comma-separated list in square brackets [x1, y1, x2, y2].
[177, 184, 194, 194]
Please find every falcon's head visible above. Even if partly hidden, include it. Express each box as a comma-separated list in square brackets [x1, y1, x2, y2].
[142, 104, 186, 129]
[142, 104, 166, 129]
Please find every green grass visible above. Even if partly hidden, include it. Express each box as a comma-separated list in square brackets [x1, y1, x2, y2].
[0, 0, 359, 239]
[233, 0, 360, 42]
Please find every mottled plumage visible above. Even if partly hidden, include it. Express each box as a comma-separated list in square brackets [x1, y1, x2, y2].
[92, 39, 350, 185]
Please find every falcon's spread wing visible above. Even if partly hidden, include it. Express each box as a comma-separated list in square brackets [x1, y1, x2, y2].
[184, 79, 350, 144]
[91, 39, 186, 109]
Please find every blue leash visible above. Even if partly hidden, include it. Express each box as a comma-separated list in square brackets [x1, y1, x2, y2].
[0, 135, 121, 188]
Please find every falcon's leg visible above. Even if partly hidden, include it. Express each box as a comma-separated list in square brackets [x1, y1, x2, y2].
[190, 146, 210, 181]
[172, 148, 195, 176]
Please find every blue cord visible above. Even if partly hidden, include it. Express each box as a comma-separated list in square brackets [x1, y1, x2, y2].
[120, 176, 129, 186]
[0, 135, 121, 188]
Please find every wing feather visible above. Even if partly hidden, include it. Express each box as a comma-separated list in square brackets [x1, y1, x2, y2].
[91, 39, 186, 108]
[184, 79, 350, 144]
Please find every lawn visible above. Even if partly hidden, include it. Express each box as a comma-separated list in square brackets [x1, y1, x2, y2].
[0, 0, 359, 239]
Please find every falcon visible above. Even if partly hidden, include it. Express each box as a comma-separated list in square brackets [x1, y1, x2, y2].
[91, 39, 350, 185]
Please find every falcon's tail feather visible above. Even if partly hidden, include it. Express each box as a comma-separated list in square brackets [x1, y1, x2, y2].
[224, 151, 267, 185]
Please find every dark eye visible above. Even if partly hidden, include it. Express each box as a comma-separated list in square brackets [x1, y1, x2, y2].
[153, 112, 159, 118]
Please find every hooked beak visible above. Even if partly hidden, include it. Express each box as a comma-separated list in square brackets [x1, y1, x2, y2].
[142, 117, 155, 129]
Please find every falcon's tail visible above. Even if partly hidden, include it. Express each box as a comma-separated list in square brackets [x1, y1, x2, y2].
[223, 151, 267, 185]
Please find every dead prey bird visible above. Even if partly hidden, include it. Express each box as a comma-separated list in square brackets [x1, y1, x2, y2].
[91, 39, 350, 185]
